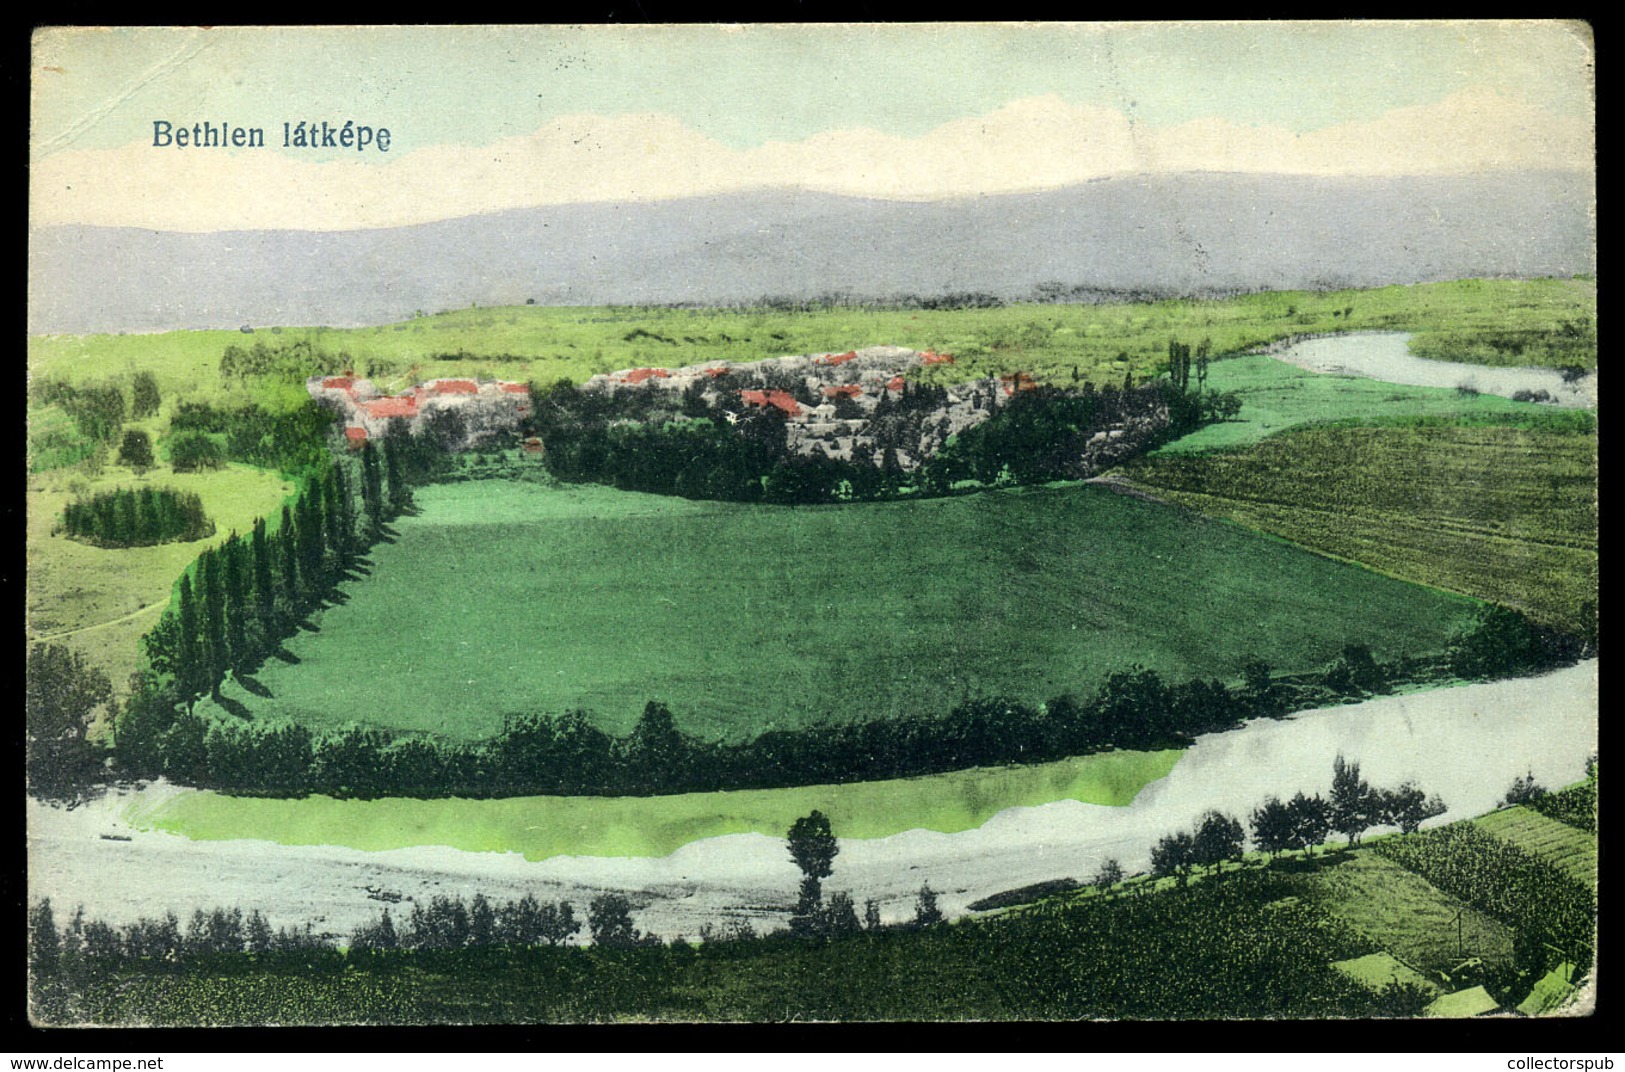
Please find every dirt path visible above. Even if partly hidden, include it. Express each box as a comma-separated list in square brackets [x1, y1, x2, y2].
[1083, 474, 1166, 504]
[29, 598, 167, 643]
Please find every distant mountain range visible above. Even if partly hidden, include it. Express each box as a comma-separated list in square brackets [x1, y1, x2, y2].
[28, 170, 1594, 335]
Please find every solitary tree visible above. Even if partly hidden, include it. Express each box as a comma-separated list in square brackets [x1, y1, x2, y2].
[1288, 791, 1331, 858]
[1504, 769, 1549, 807]
[912, 883, 944, 928]
[588, 893, 643, 948]
[1380, 781, 1447, 834]
[1192, 810, 1246, 875]
[1151, 830, 1196, 887]
[787, 810, 839, 936]
[130, 370, 161, 418]
[1093, 858, 1125, 894]
[1250, 796, 1297, 861]
[117, 429, 155, 475]
[1330, 754, 1377, 848]
[28, 899, 60, 980]
[26, 644, 112, 799]
[825, 891, 862, 936]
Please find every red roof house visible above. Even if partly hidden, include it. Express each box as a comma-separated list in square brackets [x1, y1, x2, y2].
[620, 368, 672, 385]
[817, 350, 859, 366]
[429, 379, 479, 394]
[322, 376, 357, 391]
[886, 376, 906, 392]
[364, 396, 419, 419]
[739, 389, 803, 417]
[704, 365, 732, 378]
[343, 426, 369, 447]
[823, 384, 864, 399]
[499, 381, 530, 394]
[921, 350, 955, 365]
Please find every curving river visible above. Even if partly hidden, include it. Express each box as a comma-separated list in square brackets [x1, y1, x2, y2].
[27, 660, 1596, 940]
[1268, 332, 1597, 407]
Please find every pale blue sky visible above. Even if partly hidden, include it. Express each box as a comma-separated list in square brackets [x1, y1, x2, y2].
[33, 22, 1594, 160]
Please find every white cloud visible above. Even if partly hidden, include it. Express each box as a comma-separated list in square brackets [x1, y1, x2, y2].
[30, 89, 1592, 232]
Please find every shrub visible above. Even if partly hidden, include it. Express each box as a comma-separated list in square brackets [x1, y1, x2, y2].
[167, 430, 228, 472]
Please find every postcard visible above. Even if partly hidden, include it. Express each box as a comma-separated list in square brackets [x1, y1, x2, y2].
[26, 22, 1596, 1025]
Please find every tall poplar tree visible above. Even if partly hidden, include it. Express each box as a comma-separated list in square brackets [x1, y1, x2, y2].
[177, 572, 200, 700]
[251, 515, 274, 628]
[278, 504, 300, 617]
[200, 548, 226, 692]
[361, 441, 384, 536]
[222, 532, 248, 670]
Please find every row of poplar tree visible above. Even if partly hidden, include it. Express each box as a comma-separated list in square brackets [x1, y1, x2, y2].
[138, 437, 409, 707]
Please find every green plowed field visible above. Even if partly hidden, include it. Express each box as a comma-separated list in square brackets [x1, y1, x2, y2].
[1119, 416, 1598, 634]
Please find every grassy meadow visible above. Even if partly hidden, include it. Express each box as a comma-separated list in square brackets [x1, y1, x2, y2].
[133, 747, 1181, 860]
[26, 462, 294, 716]
[1118, 414, 1598, 634]
[189, 479, 1483, 743]
[1146, 354, 1563, 453]
[28, 277, 1597, 401]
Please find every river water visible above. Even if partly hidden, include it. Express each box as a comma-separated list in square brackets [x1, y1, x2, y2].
[26, 660, 1596, 940]
[1268, 332, 1597, 408]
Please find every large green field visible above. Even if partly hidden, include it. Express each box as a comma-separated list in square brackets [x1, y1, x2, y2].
[134, 747, 1181, 860]
[27, 277, 1596, 401]
[1118, 415, 1598, 633]
[189, 478, 1482, 742]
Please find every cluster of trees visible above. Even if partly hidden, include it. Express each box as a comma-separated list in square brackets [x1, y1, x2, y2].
[28, 897, 331, 1022]
[32, 372, 162, 471]
[785, 810, 944, 939]
[1147, 757, 1447, 887]
[932, 380, 1236, 488]
[1446, 604, 1583, 681]
[58, 486, 214, 548]
[26, 645, 114, 800]
[533, 373, 1239, 506]
[165, 398, 336, 474]
[1165, 337, 1211, 392]
[1526, 767, 1597, 834]
[109, 651, 1407, 799]
[350, 894, 585, 952]
[218, 338, 350, 384]
[119, 439, 416, 765]
[23, 868, 1397, 1025]
[32, 378, 129, 445]
[723, 291, 1007, 313]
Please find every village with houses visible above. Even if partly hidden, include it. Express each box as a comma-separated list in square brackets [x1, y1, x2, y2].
[307, 372, 533, 451]
[307, 345, 1170, 478]
[578, 344, 1043, 470]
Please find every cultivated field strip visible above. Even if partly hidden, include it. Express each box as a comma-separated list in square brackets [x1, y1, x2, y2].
[1306, 850, 1513, 976]
[1473, 806, 1599, 892]
[1119, 421, 1598, 633]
